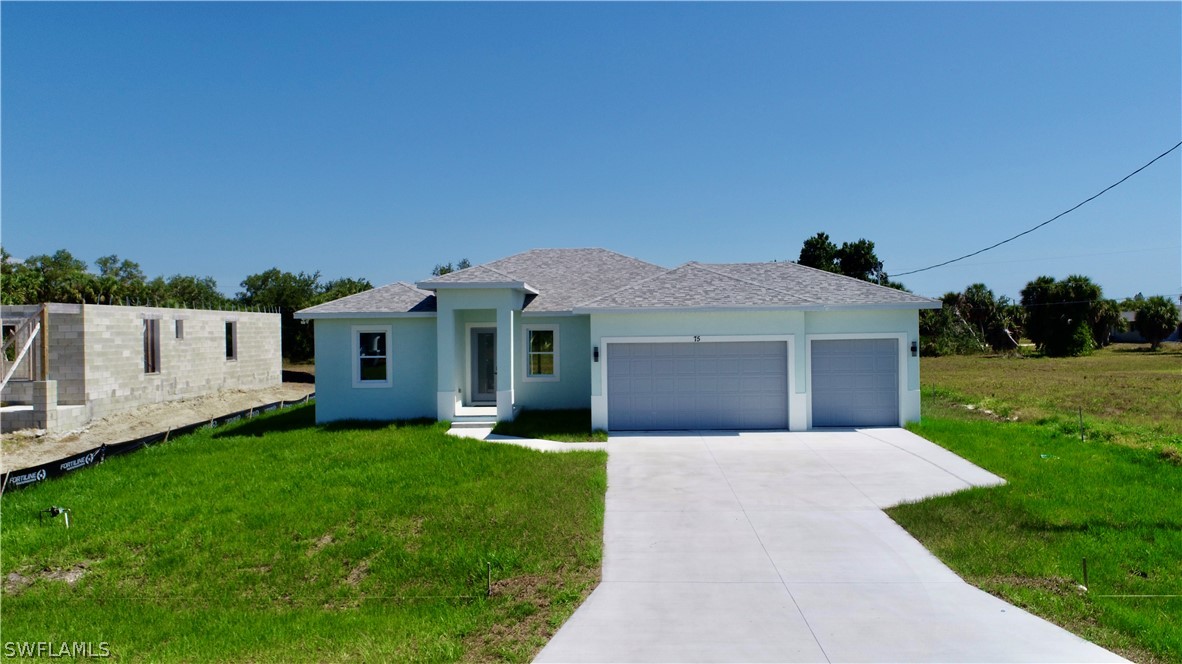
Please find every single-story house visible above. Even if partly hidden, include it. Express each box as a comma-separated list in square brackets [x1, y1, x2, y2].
[295, 248, 941, 431]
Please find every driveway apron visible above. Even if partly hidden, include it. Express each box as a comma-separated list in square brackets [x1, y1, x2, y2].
[535, 428, 1126, 663]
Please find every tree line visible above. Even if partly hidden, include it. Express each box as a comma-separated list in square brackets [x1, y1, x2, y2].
[921, 278, 1179, 356]
[791, 232, 1178, 357]
[1, 247, 372, 361]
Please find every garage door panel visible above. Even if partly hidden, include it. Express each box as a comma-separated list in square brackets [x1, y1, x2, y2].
[811, 339, 899, 428]
[608, 341, 788, 430]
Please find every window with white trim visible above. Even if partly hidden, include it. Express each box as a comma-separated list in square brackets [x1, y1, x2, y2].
[524, 325, 559, 381]
[353, 325, 393, 388]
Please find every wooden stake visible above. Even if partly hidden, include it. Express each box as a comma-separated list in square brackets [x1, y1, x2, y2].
[39, 304, 49, 381]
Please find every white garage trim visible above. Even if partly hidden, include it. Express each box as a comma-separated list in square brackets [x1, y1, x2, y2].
[805, 333, 907, 428]
[598, 335, 797, 431]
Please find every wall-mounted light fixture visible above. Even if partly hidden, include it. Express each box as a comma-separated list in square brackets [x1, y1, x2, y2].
[593, 346, 600, 362]
[910, 341, 918, 357]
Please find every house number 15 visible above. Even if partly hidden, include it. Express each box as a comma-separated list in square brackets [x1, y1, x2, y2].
[693, 336, 701, 342]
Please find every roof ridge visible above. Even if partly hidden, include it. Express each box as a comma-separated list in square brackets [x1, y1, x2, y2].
[690, 262, 823, 304]
[422, 263, 520, 283]
[773, 260, 920, 296]
[394, 280, 427, 293]
[574, 263, 681, 307]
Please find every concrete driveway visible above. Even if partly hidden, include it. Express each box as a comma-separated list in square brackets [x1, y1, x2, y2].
[535, 429, 1125, 663]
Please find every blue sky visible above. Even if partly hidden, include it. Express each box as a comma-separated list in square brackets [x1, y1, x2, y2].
[3, 2, 1179, 302]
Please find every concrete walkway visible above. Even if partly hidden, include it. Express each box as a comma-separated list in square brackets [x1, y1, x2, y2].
[536, 429, 1125, 663]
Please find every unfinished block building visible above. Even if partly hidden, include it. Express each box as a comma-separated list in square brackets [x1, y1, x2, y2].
[1, 303, 281, 433]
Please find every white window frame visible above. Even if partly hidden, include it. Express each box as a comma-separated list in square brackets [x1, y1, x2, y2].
[523, 324, 560, 382]
[352, 325, 393, 388]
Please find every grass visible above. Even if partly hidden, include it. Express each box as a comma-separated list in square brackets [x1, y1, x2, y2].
[922, 343, 1181, 433]
[888, 346, 1182, 662]
[0, 404, 607, 662]
[491, 409, 608, 443]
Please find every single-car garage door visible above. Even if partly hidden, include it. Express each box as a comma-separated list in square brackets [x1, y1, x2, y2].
[607, 341, 788, 430]
[810, 338, 899, 427]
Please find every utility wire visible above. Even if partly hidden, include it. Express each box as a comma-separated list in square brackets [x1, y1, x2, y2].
[893, 141, 1182, 277]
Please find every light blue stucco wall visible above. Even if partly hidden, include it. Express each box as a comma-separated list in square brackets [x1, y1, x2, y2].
[312, 317, 437, 423]
[514, 315, 592, 410]
[802, 309, 920, 391]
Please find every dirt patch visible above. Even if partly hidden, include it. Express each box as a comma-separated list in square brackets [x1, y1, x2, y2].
[984, 574, 1083, 595]
[345, 558, 371, 587]
[306, 533, 334, 557]
[3, 561, 93, 597]
[462, 569, 599, 663]
[1, 383, 314, 473]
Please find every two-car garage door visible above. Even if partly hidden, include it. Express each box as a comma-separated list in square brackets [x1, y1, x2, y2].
[605, 338, 901, 430]
[607, 342, 788, 430]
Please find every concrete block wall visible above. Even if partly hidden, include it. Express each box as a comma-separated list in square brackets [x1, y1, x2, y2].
[82, 305, 282, 420]
[1, 304, 86, 406]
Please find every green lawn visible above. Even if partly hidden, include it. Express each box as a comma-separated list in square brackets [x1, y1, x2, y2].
[491, 409, 608, 443]
[922, 343, 1181, 439]
[890, 348, 1182, 663]
[0, 405, 607, 662]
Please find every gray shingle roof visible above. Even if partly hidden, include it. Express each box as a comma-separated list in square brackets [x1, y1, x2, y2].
[577, 263, 818, 309]
[698, 262, 937, 307]
[295, 282, 435, 317]
[421, 248, 668, 312]
[298, 249, 938, 317]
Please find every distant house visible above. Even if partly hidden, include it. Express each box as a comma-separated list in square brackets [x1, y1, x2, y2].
[1, 304, 281, 433]
[1110, 311, 1182, 344]
[296, 248, 941, 431]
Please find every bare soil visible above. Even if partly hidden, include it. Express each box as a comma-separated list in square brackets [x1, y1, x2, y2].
[0, 383, 314, 474]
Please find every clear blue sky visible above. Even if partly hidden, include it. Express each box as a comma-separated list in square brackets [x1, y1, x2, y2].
[3, 2, 1179, 302]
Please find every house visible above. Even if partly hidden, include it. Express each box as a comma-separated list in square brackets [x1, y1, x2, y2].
[1109, 311, 1182, 344]
[1, 303, 281, 433]
[295, 249, 941, 431]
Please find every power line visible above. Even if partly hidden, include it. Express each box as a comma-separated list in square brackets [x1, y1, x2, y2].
[893, 141, 1182, 277]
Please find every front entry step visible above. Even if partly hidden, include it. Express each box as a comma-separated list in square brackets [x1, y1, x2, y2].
[451, 416, 498, 429]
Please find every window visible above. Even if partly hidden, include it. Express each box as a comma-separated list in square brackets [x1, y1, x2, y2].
[524, 325, 559, 381]
[175, 319, 185, 340]
[225, 321, 237, 360]
[352, 325, 392, 387]
[144, 319, 160, 374]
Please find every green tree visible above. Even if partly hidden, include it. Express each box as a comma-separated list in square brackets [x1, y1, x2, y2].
[161, 275, 227, 308]
[919, 292, 981, 356]
[1133, 296, 1180, 350]
[317, 277, 373, 305]
[1, 247, 43, 305]
[21, 250, 94, 303]
[237, 269, 322, 361]
[835, 239, 886, 283]
[93, 254, 147, 304]
[796, 234, 905, 289]
[1089, 298, 1123, 348]
[798, 233, 840, 273]
[431, 258, 472, 277]
[1020, 274, 1103, 357]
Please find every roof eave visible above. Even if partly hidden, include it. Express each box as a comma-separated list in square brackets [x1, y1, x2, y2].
[573, 302, 940, 314]
[294, 311, 438, 320]
[414, 281, 540, 295]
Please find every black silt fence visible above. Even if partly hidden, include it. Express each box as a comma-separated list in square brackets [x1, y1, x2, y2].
[0, 395, 313, 495]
